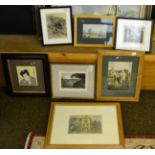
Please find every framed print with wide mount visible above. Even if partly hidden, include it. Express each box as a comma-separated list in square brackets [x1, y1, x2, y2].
[1, 54, 50, 97]
[72, 5, 151, 18]
[40, 6, 73, 45]
[44, 102, 124, 149]
[74, 15, 116, 48]
[51, 64, 95, 99]
[96, 50, 144, 102]
[115, 17, 153, 53]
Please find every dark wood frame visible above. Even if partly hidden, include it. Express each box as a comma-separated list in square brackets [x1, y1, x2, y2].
[44, 102, 125, 149]
[151, 5, 155, 20]
[115, 17, 154, 53]
[96, 50, 144, 102]
[40, 6, 73, 46]
[1, 53, 51, 97]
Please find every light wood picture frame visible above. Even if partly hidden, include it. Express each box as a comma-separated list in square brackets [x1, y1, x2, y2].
[44, 102, 125, 149]
[74, 15, 116, 48]
[96, 50, 144, 102]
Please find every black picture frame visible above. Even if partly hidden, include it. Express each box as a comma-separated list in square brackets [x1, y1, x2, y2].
[1, 54, 51, 97]
[40, 6, 73, 46]
[115, 17, 154, 53]
[151, 5, 155, 20]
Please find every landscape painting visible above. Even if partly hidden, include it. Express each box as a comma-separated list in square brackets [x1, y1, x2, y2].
[82, 23, 113, 44]
[83, 24, 108, 39]
[60, 72, 86, 90]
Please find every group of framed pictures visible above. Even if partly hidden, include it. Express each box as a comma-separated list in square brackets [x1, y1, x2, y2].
[1, 50, 144, 102]
[1, 5, 151, 149]
[2, 53, 131, 149]
[1, 51, 144, 149]
[39, 6, 154, 53]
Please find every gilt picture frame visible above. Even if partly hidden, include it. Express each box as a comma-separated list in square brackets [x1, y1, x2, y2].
[47, 5, 151, 19]
[72, 5, 151, 18]
[1, 54, 50, 96]
[51, 64, 95, 99]
[115, 17, 153, 53]
[44, 102, 125, 149]
[74, 15, 116, 48]
[40, 6, 73, 45]
[96, 50, 144, 102]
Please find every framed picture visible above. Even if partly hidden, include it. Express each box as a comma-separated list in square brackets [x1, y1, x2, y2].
[115, 18, 153, 53]
[40, 6, 73, 45]
[151, 6, 155, 41]
[96, 51, 144, 102]
[44, 102, 124, 149]
[1, 54, 50, 96]
[51, 64, 95, 99]
[74, 15, 116, 48]
[72, 5, 151, 18]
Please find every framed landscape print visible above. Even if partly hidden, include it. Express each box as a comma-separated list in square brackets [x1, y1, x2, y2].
[74, 15, 116, 48]
[1, 54, 50, 96]
[44, 102, 124, 149]
[96, 51, 144, 102]
[51, 64, 95, 99]
[40, 6, 73, 45]
[72, 5, 151, 18]
[115, 18, 153, 53]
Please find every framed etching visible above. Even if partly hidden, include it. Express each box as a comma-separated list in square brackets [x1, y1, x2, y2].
[44, 102, 125, 149]
[74, 15, 116, 48]
[1, 54, 50, 96]
[72, 5, 151, 18]
[51, 64, 95, 99]
[40, 6, 73, 45]
[96, 51, 144, 102]
[115, 18, 153, 53]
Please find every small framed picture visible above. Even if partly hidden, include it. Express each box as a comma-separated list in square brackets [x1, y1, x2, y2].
[51, 64, 95, 99]
[115, 17, 153, 53]
[74, 15, 116, 48]
[96, 51, 144, 101]
[40, 6, 73, 45]
[44, 102, 124, 149]
[1, 54, 50, 96]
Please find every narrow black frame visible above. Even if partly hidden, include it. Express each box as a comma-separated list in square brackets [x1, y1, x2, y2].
[40, 6, 73, 46]
[1, 54, 51, 97]
[115, 17, 154, 53]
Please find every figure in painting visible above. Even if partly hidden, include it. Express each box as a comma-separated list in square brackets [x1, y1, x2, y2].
[19, 69, 37, 86]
